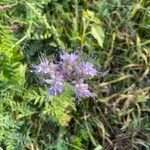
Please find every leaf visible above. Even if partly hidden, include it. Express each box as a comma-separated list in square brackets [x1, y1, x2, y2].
[94, 145, 103, 150]
[91, 24, 104, 48]
[43, 84, 76, 126]
[83, 9, 94, 20]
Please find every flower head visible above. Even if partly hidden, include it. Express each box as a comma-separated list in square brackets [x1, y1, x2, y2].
[79, 62, 97, 77]
[34, 55, 50, 74]
[45, 73, 64, 95]
[59, 53, 80, 82]
[47, 81, 64, 96]
[74, 82, 95, 98]
[47, 87, 57, 96]
[33, 52, 98, 98]
[60, 53, 79, 65]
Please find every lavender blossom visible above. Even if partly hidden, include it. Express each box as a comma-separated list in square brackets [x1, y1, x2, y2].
[74, 82, 95, 97]
[34, 54, 60, 79]
[60, 53, 80, 82]
[47, 87, 57, 96]
[60, 53, 79, 65]
[79, 62, 97, 77]
[33, 52, 98, 98]
[33, 55, 50, 74]
[45, 74, 64, 95]
[54, 81, 64, 93]
[47, 81, 64, 96]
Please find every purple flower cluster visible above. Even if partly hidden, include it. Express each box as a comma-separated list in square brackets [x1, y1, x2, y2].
[33, 52, 97, 98]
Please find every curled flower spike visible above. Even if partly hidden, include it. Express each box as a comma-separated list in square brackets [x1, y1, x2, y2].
[33, 52, 98, 98]
[47, 81, 64, 96]
[45, 74, 64, 95]
[60, 53, 79, 65]
[74, 82, 95, 98]
[33, 55, 50, 74]
[47, 87, 57, 96]
[79, 62, 97, 77]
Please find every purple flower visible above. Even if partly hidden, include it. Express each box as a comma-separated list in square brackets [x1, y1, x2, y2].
[54, 81, 64, 93]
[34, 55, 51, 74]
[79, 62, 97, 77]
[59, 53, 80, 82]
[60, 53, 79, 65]
[48, 63, 61, 79]
[43, 79, 53, 84]
[34, 54, 60, 78]
[45, 74, 64, 96]
[47, 87, 57, 96]
[47, 81, 64, 96]
[33, 52, 98, 98]
[74, 82, 95, 98]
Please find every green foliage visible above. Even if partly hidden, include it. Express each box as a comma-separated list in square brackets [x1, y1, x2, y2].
[0, 30, 25, 86]
[0, 30, 27, 149]
[43, 84, 76, 126]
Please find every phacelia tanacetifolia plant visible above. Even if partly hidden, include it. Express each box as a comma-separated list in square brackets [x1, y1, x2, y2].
[33, 52, 97, 98]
